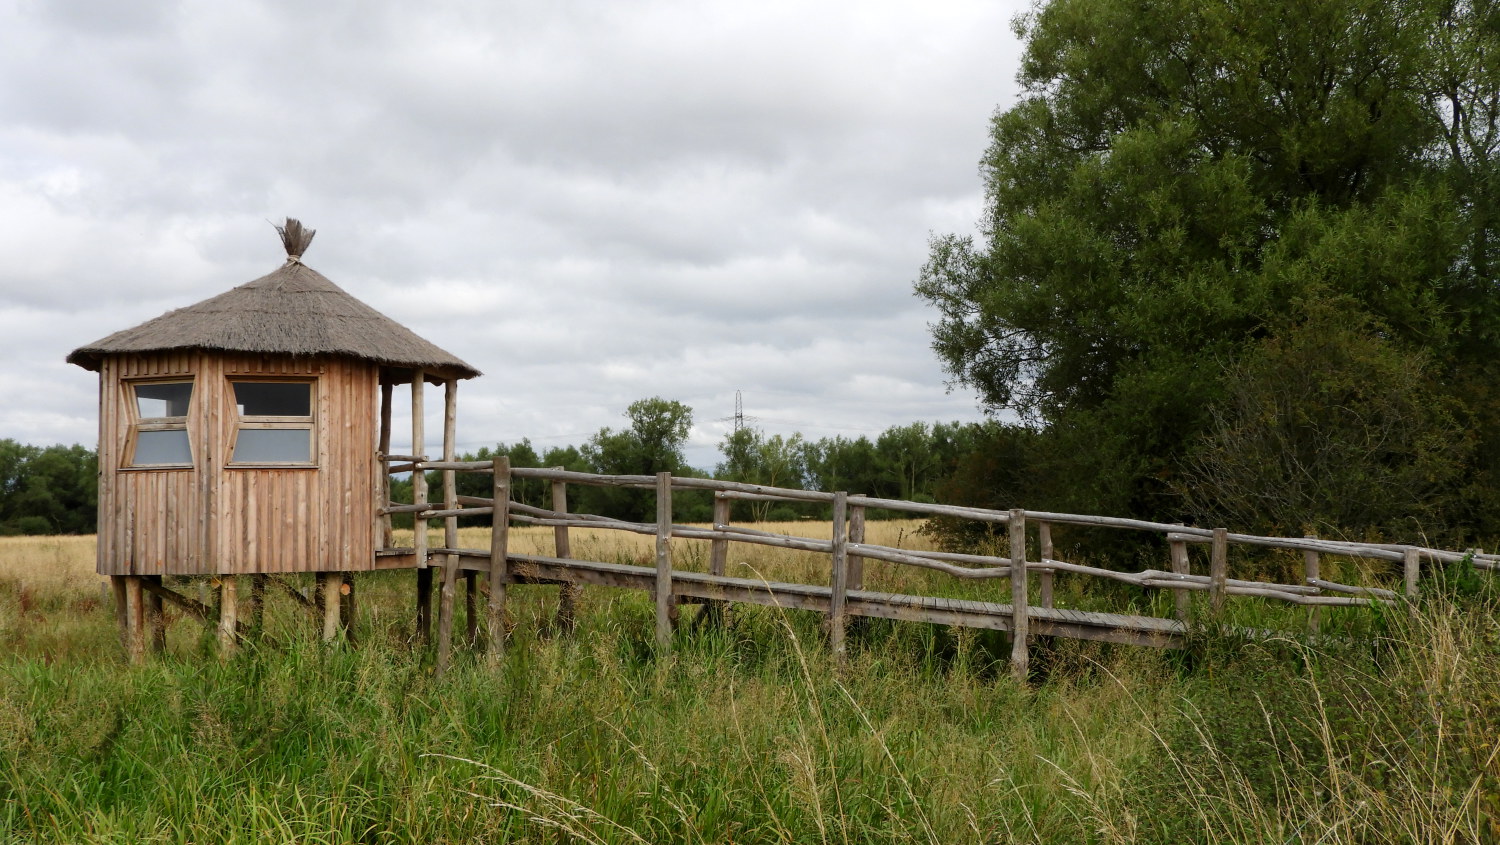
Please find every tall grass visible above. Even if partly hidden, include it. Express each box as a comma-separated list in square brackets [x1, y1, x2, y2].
[1, 528, 1495, 843]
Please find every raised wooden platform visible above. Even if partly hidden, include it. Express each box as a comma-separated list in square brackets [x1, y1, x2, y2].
[376, 549, 1186, 648]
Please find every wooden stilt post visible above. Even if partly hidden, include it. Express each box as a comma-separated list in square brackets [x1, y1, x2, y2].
[552, 473, 580, 635]
[464, 571, 478, 648]
[321, 572, 341, 642]
[122, 575, 146, 664]
[435, 379, 460, 675]
[110, 575, 128, 652]
[411, 371, 431, 644]
[378, 382, 394, 549]
[1303, 535, 1321, 634]
[487, 456, 511, 665]
[1038, 521, 1055, 609]
[341, 574, 357, 644]
[416, 569, 433, 644]
[828, 491, 850, 659]
[1009, 509, 1029, 682]
[1210, 528, 1228, 615]
[1404, 547, 1421, 598]
[218, 576, 238, 657]
[1170, 524, 1190, 623]
[655, 472, 673, 651]
[146, 575, 166, 654]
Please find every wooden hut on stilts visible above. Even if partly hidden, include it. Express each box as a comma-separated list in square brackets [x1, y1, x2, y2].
[67, 220, 479, 661]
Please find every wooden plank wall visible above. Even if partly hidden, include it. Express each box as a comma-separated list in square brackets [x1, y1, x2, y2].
[96, 352, 378, 576]
[98, 352, 202, 577]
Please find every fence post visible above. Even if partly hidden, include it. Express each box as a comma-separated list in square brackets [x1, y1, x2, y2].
[552, 472, 580, 635]
[436, 378, 460, 675]
[655, 472, 674, 651]
[1210, 528, 1228, 615]
[705, 492, 731, 628]
[487, 456, 511, 665]
[1009, 509, 1029, 682]
[848, 501, 866, 591]
[1170, 524, 1190, 622]
[828, 491, 850, 659]
[1303, 535, 1320, 635]
[1038, 521, 1054, 609]
[1404, 547, 1420, 598]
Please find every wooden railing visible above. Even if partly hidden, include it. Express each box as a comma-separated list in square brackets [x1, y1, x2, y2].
[379, 456, 1497, 676]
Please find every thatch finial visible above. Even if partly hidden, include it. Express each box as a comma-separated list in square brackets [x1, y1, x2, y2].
[274, 218, 316, 263]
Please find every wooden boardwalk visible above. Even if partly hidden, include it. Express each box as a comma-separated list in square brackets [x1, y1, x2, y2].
[379, 548, 1187, 648]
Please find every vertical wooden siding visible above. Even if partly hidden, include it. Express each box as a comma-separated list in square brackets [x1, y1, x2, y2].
[96, 352, 378, 576]
[97, 352, 202, 577]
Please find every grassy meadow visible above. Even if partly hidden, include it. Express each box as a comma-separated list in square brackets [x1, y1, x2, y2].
[2, 523, 1498, 843]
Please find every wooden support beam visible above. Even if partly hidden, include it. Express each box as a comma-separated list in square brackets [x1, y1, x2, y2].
[416, 569, 433, 643]
[141, 578, 231, 631]
[436, 378, 460, 675]
[552, 473, 580, 635]
[270, 575, 318, 613]
[828, 491, 850, 659]
[1304, 535, 1320, 634]
[655, 472, 673, 651]
[1210, 528, 1228, 615]
[487, 456, 511, 665]
[1009, 509, 1029, 681]
[218, 576, 238, 657]
[1170, 524, 1190, 623]
[1038, 521, 1054, 609]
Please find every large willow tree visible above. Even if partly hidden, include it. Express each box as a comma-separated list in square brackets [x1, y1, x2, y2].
[918, 0, 1500, 540]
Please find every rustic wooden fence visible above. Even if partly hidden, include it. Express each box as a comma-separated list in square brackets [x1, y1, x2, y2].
[375, 455, 1498, 677]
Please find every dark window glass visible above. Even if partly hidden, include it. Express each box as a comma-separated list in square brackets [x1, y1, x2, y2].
[234, 382, 311, 417]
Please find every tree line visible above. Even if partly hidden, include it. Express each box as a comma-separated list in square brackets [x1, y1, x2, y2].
[0, 440, 97, 536]
[393, 396, 991, 526]
[0, 400, 992, 535]
[917, 0, 1500, 554]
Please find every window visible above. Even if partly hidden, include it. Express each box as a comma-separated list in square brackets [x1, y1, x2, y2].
[128, 380, 194, 467]
[230, 380, 315, 465]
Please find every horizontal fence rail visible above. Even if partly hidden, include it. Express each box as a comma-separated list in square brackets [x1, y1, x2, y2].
[380, 457, 1497, 673]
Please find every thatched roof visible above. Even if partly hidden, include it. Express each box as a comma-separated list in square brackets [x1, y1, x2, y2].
[67, 220, 480, 382]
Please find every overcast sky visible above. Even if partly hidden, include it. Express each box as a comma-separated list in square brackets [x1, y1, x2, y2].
[0, 0, 1030, 470]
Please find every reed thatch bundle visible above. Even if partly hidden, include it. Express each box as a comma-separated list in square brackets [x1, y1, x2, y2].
[68, 219, 479, 382]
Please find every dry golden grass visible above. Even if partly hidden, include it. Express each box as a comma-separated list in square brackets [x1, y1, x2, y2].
[0, 534, 100, 594]
[0, 519, 941, 600]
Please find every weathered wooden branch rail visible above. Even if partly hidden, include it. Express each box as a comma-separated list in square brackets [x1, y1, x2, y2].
[379, 459, 1495, 677]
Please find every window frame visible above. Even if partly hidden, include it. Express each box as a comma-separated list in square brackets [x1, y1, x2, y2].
[227, 378, 318, 468]
[124, 378, 195, 469]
